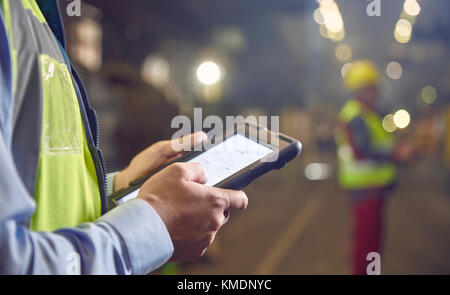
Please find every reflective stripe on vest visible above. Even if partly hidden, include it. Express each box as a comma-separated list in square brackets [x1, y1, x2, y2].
[335, 99, 397, 190]
[2, 0, 101, 231]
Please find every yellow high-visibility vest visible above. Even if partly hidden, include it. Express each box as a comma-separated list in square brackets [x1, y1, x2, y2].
[2, 0, 102, 231]
[335, 99, 397, 190]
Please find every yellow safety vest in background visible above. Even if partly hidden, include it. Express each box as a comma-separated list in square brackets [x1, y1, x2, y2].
[2, 0, 102, 231]
[335, 99, 397, 190]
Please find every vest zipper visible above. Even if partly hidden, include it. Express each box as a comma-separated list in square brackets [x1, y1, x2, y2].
[70, 69, 109, 214]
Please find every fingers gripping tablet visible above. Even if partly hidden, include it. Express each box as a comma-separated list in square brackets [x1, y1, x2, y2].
[111, 123, 302, 207]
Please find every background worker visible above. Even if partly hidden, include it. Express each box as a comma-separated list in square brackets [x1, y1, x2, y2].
[335, 60, 412, 275]
[0, 0, 247, 274]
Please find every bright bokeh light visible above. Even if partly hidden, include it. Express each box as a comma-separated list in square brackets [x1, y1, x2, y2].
[382, 114, 397, 133]
[393, 109, 411, 129]
[386, 61, 403, 80]
[335, 43, 352, 62]
[141, 54, 170, 88]
[304, 163, 331, 181]
[316, 0, 345, 42]
[324, 11, 344, 33]
[404, 0, 421, 17]
[317, 0, 334, 4]
[341, 62, 352, 78]
[196, 61, 222, 85]
[421, 85, 437, 104]
[394, 19, 412, 43]
[396, 19, 412, 37]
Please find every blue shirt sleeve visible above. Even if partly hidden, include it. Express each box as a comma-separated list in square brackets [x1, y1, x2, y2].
[0, 9, 173, 275]
[0, 7, 13, 147]
[0, 135, 173, 274]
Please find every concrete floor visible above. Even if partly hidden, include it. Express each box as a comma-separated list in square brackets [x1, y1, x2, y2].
[180, 156, 450, 275]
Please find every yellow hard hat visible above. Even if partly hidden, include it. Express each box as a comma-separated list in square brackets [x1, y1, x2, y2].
[344, 60, 380, 92]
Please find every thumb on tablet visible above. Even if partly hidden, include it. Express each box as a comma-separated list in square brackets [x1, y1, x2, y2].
[221, 189, 248, 211]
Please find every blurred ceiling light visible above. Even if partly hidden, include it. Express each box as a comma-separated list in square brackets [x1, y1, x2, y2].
[324, 11, 344, 33]
[335, 43, 352, 63]
[341, 62, 353, 78]
[394, 31, 411, 44]
[394, 19, 412, 43]
[196, 61, 222, 85]
[314, 0, 345, 43]
[141, 54, 170, 88]
[382, 114, 397, 133]
[317, 0, 334, 5]
[313, 8, 324, 25]
[393, 109, 411, 129]
[386, 61, 403, 80]
[421, 85, 437, 104]
[304, 163, 331, 181]
[404, 0, 421, 17]
[395, 19, 413, 37]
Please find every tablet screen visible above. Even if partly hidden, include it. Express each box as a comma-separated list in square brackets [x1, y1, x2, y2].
[188, 134, 273, 186]
[116, 134, 273, 205]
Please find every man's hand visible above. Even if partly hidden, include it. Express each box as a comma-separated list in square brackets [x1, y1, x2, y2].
[137, 162, 248, 261]
[114, 131, 207, 192]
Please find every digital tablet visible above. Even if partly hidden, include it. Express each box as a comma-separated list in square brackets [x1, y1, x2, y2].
[109, 123, 302, 208]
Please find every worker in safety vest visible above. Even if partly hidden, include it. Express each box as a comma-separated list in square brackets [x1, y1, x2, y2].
[335, 60, 412, 275]
[0, 0, 247, 274]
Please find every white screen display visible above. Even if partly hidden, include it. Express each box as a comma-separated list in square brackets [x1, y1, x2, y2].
[116, 134, 273, 205]
[187, 134, 273, 186]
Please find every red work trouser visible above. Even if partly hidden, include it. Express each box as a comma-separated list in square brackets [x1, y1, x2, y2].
[351, 191, 385, 275]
